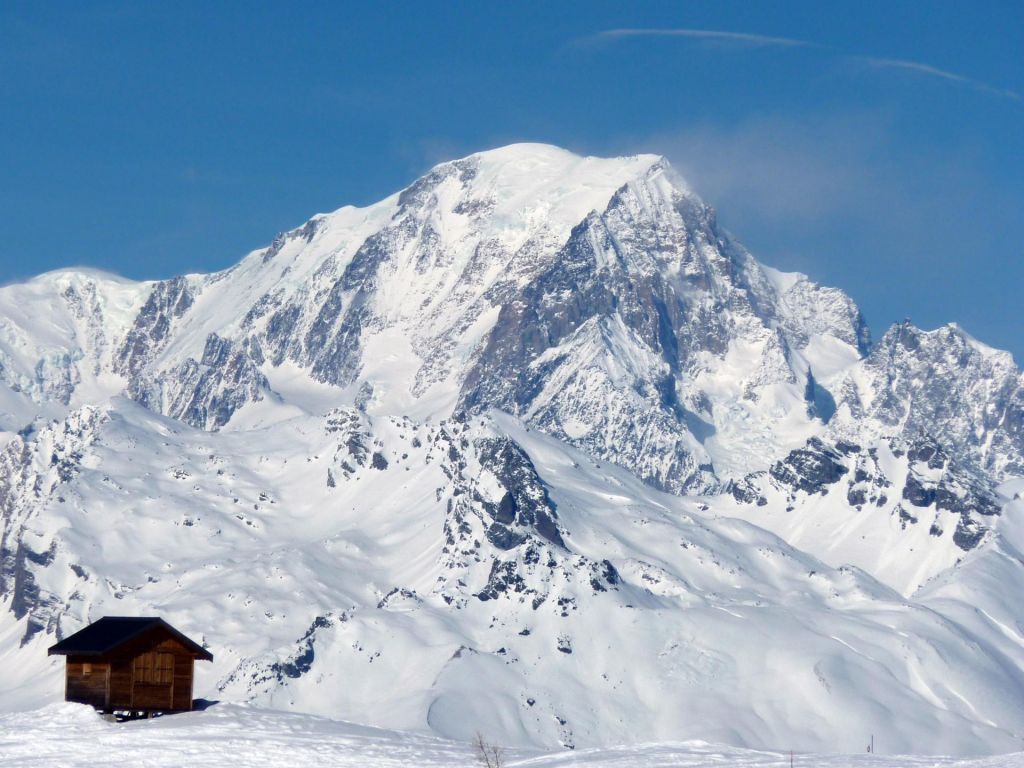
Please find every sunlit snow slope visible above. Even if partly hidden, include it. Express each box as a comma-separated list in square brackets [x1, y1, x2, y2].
[7, 703, 1024, 768]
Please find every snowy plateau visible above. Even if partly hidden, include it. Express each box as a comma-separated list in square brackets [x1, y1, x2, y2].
[2, 143, 1024, 763]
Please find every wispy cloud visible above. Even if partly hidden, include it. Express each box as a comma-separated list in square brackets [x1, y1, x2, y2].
[591, 28, 815, 49]
[852, 56, 1019, 100]
[631, 112, 892, 225]
[584, 27, 1019, 100]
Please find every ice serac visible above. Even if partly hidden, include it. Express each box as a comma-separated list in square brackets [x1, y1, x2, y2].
[3, 144, 1024, 755]
[0, 270, 146, 433]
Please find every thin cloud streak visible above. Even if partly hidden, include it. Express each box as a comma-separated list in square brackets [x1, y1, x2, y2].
[587, 28, 1018, 100]
[593, 28, 814, 49]
[853, 56, 1020, 100]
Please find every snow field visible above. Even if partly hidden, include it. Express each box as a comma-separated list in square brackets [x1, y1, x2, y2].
[2, 703, 1023, 768]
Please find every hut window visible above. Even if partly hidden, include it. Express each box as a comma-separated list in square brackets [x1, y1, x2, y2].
[133, 652, 174, 684]
[82, 663, 92, 675]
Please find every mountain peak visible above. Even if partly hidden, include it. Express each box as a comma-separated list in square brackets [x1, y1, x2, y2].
[881, 319, 1013, 363]
[457, 141, 664, 174]
[941, 322, 1008, 360]
[401, 143, 685, 242]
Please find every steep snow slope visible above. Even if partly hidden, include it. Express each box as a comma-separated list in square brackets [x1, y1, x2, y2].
[717, 433, 1003, 595]
[3, 400, 1024, 754]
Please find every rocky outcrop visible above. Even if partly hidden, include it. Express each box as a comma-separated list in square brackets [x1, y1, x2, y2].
[735, 432, 1001, 554]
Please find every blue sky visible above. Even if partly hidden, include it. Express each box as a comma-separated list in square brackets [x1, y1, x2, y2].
[2, 2, 1021, 356]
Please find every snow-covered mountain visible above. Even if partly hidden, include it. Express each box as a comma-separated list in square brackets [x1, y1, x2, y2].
[2, 143, 1024, 756]
[0, 146, 873, 490]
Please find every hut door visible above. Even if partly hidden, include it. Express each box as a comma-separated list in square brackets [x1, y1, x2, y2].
[132, 651, 174, 709]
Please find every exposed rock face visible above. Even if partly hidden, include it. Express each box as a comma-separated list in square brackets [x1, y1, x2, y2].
[832, 322, 1024, 478]
[117, 276, 195, 378]
[162, 335, 272, 429]
[768, 438, 849, 496]
[474, 436, 565, 550]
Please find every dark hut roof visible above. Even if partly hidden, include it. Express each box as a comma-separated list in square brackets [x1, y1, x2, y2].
[47, 617, 213, 660]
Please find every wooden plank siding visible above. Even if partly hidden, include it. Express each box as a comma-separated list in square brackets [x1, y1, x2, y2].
[172, 649, 194, 712]
[110, 657, 133, 709]
[65, 659, 109, 709]
[59, 630, 200, 713]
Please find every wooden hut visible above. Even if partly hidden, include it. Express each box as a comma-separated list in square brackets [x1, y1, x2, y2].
[47, 616, 213, 714]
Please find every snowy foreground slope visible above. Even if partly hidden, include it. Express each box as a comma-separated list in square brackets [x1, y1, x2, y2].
[3, 704, 1024, 768]
[4, 403, 1024, 755]
[2, 144, 1024, 756]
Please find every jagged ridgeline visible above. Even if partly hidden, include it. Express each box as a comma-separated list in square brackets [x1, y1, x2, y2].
[2, 144, 1024, 755]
